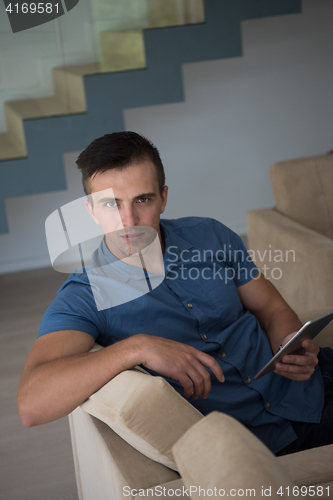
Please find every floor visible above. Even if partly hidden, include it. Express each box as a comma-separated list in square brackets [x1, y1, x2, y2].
[0, 267, 79, 500]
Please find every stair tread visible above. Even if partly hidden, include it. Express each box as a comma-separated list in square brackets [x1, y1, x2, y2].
[0, 133, 26, 161]
[0, 61, 97, 161]
[6, 96, 85, 119]
[53, 63, 100, 77]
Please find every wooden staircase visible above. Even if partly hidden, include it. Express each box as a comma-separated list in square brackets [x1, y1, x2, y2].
[0, 63, 99, 161]
[0, 0, 302, 234]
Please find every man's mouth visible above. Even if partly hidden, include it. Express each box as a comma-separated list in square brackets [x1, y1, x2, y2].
[120, 232, 145, 242]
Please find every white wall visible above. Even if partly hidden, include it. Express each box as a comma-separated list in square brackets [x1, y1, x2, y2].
[0, 152, 84, 273]
[125, 0, 333, 229]
[1, 0, 333, 274]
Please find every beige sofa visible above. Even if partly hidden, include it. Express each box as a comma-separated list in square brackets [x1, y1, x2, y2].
[69, 325, 333, 500]
[247, 154, 333, 314]
[68, 154, 333, 499]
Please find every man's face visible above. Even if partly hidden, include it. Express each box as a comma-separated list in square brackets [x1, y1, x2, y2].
[85, 160, 168, 259]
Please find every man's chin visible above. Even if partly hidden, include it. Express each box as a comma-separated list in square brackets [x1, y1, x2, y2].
[123, 240, 153, 258]
[106, 237, 151, 259]
[108, 229, 157, 257]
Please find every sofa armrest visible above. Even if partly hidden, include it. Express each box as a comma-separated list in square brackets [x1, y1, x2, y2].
[70, 346, 202, 499]
[247, 208, 333, 314]
[80, 365, 202, 470]
[69, 406, 180, 500]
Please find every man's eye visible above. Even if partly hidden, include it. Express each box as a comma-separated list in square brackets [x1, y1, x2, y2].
[106, 201, 117, 208]
[137, 198, 149, 203]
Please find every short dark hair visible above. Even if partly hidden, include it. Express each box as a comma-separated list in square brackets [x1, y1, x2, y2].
[76, 131, 166, 195]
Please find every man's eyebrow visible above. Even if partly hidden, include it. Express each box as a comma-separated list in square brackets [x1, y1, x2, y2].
[96, 193, 157, 203]
[97, 197, 116, 204]
[133, 192, 156, 200]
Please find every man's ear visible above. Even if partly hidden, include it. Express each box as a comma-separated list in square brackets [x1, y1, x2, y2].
[160, 185, 168, 214]
[84, 198, 100, 226]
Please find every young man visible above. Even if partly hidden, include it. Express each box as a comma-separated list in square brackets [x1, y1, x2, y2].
[18, 132, 333, 455]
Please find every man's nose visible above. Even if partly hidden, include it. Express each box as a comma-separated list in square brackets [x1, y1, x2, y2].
[120, 205, 137, 228]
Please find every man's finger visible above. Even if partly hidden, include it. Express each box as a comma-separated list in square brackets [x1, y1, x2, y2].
[281, 332, 296, 347]
[197, 351, 225, 383]
[177, 373, 195, 398]
[273, 368, 312, 382]
[275, 358, 316, 382]
[186, 365, 210, 399]
[275, 362, 312, 373]
[302, 339, 320, 354]
[281, 354, 314, 366]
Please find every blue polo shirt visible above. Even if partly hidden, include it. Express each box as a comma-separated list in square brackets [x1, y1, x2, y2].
[39, 217, 324, 453]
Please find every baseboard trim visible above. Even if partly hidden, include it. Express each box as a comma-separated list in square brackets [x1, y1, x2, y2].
[0, 255, 52, 274]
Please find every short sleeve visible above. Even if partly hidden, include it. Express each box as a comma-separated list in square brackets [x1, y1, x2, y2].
[38, 278, 105, 340]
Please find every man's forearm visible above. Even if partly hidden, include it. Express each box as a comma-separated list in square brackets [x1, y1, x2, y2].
[18, 332, 224, 427]
[262, 306, 302, 354]
[17, 336, 142, 427]
[237, 274, 303, 354]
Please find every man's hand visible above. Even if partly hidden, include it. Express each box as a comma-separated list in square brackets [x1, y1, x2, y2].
[274, 332, 320, 381]
[135, 334, 225, 399]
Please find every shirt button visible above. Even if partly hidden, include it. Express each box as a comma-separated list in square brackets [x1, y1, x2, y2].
[203, 334, 208, 339]
[246, 377, 251, 383]
[165, 275, 169, 279]
[266, 402, 271, 408]
[187, 303, 193, 309]
[221, 352, 226, 358]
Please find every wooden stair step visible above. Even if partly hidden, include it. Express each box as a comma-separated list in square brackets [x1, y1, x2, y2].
[0, 133, 26, 161]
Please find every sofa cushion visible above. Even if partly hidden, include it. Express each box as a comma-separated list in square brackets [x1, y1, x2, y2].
[80, 367, 203, 471]
[269, 155, 333, 238]
[277, 444, 333, 487]
[173, 412, 297, 500]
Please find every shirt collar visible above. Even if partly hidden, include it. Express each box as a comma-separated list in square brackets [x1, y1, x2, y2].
[160, 220, 193, 274]
[90, 238, 145, 282]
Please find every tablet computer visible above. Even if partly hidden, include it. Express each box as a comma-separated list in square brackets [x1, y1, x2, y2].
[253, 309, 333, 380]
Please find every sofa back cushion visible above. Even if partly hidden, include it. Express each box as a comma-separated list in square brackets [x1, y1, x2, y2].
[269, 155, 333, 238]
